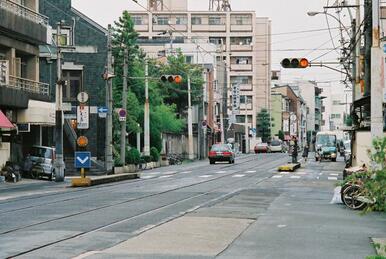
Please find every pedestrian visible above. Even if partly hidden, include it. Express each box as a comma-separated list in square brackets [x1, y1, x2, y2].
[302, 144, 309, 164]
[290, 136, 298, 163]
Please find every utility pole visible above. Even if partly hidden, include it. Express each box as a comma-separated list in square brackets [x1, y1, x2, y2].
[144, 60, 150, 156]
[244, 99, 249, 154]
[354, 0, 361, 101]
[371, 0, 383, 139]
[219, 39, 225, 143]
[188, 75, 194, 160]
[105, 24, 114, 172]
[54, 22, 65, 182]
[120, 47, 128, 164]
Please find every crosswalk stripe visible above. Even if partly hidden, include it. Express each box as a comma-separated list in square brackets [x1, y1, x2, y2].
[246, 170, 256, 173]
[290, 176, 301, 179]
[149, 172, 161, 175]
[215, 171, 227, 174]
[232, 174, 245, 178]
[328, 177, 338, 180]
[159, 175, 173, 178]
[180, 171, 192, 174]
[200, 175, 213, 178]
[280, 172, 290, 175]
[329, 173, 339, 176]
[272, 175, 283, 178]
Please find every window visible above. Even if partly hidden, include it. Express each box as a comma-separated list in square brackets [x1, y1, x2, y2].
[185, 55, 193, 64]
[209, 16, 222, 25]
[331, 114, 341, 119]
[232, 76, 251, 85]
[232, 15, 252, 25]
[62, 70, 82, 101]
[209, 37, 225, 45]
[236, 115, 252, 123]
[53, 27, 72, 46]
[333, 100, 341, 105]
[132, 16, 143, 25]
[235, 57, 251, 65]
[157, 16, 169, 25]
[191, 17, 202, 25]
[240, 95, 252, 104]
[176, 17, 187, 25]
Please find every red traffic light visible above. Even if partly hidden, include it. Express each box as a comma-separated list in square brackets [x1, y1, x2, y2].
[160, 75, 183, 84]
[281, 58, 309, 69]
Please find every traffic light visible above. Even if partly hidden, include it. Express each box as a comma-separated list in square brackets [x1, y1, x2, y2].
[160, 75, 183, 84]
[281, 58, 309, 68]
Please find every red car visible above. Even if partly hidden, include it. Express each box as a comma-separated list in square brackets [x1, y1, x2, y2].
[254, 143, 269, 153]
[209, 144, 235, 164]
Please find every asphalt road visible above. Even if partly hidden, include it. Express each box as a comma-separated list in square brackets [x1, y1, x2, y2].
[0, 153, 385, 259]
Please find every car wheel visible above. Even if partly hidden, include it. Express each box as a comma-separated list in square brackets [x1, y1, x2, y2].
[332, 158, 337, 162]
[209, 159, 215, 165]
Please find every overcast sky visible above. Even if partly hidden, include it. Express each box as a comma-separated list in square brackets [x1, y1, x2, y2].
[71, 0, 350, 85]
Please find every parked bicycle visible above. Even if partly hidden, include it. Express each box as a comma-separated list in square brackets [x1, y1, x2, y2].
[167, 153, 183, 165]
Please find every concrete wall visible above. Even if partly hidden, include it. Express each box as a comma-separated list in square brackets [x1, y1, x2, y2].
[0, 142, 10, 169]
[271, 93, 282, 137]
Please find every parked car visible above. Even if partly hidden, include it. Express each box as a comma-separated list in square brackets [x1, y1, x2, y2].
[254, 143, 269, 153]
[208, 144, 235, 164]
[268, 140, 283, 153]
[27, 146, 57, 180]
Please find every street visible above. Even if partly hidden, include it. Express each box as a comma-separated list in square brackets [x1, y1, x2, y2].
[0, 154, 385, 259]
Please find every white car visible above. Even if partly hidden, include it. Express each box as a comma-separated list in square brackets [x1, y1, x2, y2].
[268, 140, 283, 153]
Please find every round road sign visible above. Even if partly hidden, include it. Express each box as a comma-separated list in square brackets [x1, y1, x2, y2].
[77, 92, 89, 103]
[77, 136, 89, 147]
[118, 109, 127, 118]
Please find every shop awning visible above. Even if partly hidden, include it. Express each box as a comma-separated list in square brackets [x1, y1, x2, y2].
[17, 100, 56, 126]
[0, 110, 14, 129]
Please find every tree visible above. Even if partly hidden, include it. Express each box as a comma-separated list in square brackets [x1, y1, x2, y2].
[256, 108, 273, 143]
[278, 130, 284, 141]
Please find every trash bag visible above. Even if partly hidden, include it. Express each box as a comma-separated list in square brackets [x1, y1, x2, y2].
[330, 186, 343, 204]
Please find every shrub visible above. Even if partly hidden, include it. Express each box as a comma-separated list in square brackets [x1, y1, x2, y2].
[150, 147, 160, 162]
[126, 148, 141, 165]
[141, 155, 152, 163]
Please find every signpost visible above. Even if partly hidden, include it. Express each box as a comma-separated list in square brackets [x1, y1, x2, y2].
[77, 105, 89, 129]
[77, 92, 89, 103]
[75, 151, 91, 178]
[118, 108, 126, 122]
[98, 106, 108, 118]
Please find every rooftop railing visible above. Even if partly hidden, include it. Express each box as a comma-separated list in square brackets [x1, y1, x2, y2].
[0, 0, 49, 26]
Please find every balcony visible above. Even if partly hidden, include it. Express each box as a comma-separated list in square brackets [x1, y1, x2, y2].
[191, 24, 226, 32]
[230, 24, 253, 32]
[0, 0, 48, 44]
[8, 76, 49, 96]
[230, 44, 253, 51]
[231, 64, 252, 71]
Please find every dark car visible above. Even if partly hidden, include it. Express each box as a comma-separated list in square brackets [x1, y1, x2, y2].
[208, 144, 235, 164]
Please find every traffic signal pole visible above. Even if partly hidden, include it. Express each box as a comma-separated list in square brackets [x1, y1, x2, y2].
[144, 60, 150, 156]
[188, 75, 194, 160]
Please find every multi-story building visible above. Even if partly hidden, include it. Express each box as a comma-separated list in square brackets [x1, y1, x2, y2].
[39, 0, 107, 170]
[0, 0, 53, 167]
[128, 0, 271, 150]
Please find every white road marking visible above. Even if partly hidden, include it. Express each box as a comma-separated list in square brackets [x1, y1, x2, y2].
[272, 175, 283, 178]
[290, 176, 301, 179]
[329, 173, 339, 176]
[148, 172, 161, 175]
[319, 173, 323, 176]
[159, 175, 173, 178]
[328, 177, 338, 181]
[215, 171, 227, 174]
[277, 225, 287, 228]
[163, 171, 177, 175]
[317, 177, 320, 180]
[296, 172, 307, 175]
[199, 175, 213, 178]
[232, 174, 245, 178]
[246, 170, 256, 173]
[141, 176, 155, 179]
[280, 172, 290, 175]
[180, 171, 192, 174]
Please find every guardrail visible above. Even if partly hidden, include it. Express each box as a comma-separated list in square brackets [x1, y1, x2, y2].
[0, 0, 49, 26]
[8, 75, 49, 96]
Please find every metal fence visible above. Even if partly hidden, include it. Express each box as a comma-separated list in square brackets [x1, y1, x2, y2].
[8, 75, 49, 96]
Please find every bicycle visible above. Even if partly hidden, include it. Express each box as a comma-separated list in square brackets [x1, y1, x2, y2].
[167, 153, 183, 165]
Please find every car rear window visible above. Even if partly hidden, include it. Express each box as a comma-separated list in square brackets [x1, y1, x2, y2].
[211, 144, 230, 152]
[30, 147, 53, 159]
[271, 140, 281, 146]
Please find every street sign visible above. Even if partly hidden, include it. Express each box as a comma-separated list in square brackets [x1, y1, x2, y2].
[231, 83, 240, 114]
[118, 108, 126, 122]
[77, 106, 89, 129]
[290, 114, 297, 122]
[250, 128, 257, 137]
[98, 106, 108, 118]
[77, 92, 89, 103]
[62, 102, 72, 111]
[75, 151, 91, 169]
[77, 136, 89, 147]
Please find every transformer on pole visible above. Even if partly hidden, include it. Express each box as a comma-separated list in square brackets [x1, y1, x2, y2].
[209, 0, 231, 11]
[148, 0, 164, 11]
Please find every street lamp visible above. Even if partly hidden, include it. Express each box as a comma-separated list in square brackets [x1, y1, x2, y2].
[307, 11, 350, 36]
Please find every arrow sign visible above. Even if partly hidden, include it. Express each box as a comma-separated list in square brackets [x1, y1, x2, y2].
[75, 151, 91, 169]
[98, 107, 108, 113]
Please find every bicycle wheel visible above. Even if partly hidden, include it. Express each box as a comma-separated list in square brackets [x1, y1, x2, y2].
[342, 185, 367, 210]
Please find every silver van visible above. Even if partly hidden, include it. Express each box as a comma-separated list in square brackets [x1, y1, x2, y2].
[28, 146, 56, 180]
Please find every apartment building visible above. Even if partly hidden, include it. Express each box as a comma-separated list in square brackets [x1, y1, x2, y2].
[0, 0, 53, 167]
[128, 0, 271, 144]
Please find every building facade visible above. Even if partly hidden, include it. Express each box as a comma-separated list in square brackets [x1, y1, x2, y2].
[39, 0, 107, 167]
[0, 0, 54, 167]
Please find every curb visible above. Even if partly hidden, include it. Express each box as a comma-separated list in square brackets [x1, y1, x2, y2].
[71, 173, 140, 187]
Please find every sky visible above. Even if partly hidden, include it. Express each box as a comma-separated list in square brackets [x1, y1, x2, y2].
[71, 0, 350, 85]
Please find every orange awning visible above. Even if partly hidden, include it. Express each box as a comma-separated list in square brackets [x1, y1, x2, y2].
[0, 110, 14, 129]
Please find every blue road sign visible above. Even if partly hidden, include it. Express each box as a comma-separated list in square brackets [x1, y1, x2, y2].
[75, 151, 91, 169]
[98, 106, 108, 113]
